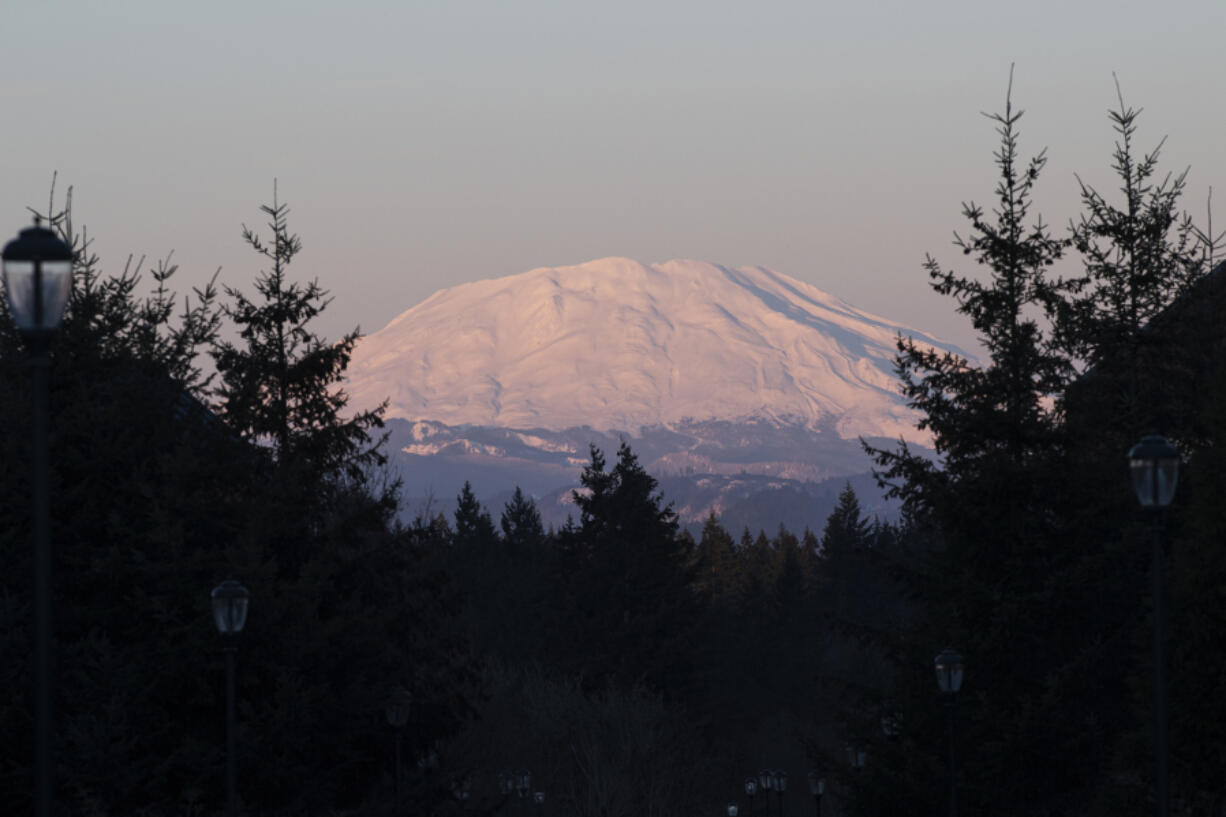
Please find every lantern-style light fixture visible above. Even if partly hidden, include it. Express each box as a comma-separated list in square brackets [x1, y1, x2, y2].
[758, 770, 772, 791]
[516, 769, 532, 797]
[881, 709, 903, 738]
[745, 777, 758, 797]
[807, 772, 825, 797]
[774, 770, 788, 793]
[1129, 434, 1180, 509]
[533, 791, 545, 806]
[385, 685, 411, 729]
[728, 803, 739, 817]
[934, 648, 964, 695]
[211, 580, 249, 636]
[2, 218, 74, 336]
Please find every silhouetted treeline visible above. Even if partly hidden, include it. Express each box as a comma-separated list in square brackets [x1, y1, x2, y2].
[420, 456, 913, 817]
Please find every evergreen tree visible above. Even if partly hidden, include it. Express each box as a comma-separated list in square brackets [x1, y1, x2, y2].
[694, 512, 738, 604]
[1060, 82, 1206, 437]
[1055, 92, 1219, 815]
[212, 188, 386, 486]
[855, 77, 1096, 817]
[548, 443, 702, 695]
[454, 480, 498, 549]
[818, 484, 871, 625]
[500, 486, 545, 555]
[205, 194, 476, 814]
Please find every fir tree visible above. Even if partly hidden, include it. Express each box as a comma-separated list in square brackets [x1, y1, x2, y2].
[212, 188, 386, 486]
[1061, 80, 1206, 437]
[818, 483, 871, 624]
[454, 480, 498, 549]
[500, 486, 545, 554]
[854, 75, 1096, 817]
[549, 443, 702, 695]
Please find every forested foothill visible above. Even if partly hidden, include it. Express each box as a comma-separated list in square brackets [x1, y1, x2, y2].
[3, 74, 1225, 817]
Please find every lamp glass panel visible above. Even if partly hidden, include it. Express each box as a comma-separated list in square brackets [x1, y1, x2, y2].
[1130, 442, 1180, 508]
[3, 259, 73, 331]
[212, 593, 249, 634]
[936, 662, 952, 693]
[935, 650, 964, 693]
[229, 594, 249, 633]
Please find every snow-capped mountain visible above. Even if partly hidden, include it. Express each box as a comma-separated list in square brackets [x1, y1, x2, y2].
[345, 257, 966, 529]
[346, 257, 966, 442]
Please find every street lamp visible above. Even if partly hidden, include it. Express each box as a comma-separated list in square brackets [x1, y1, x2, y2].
[452, 776, 471, 808]
[773, 770, 788, 817]
[935, 648, 964, 817]
[745, 776, 759, 816]
[881, 710, 902, 740]
[4, 217, 73, 817]
[758, 770, 774, 816]
[729, 803, 740, 817]
[806, 772, 824, 817]
[1130, 434, 1179, 817]
[385, 685, 411, 806]
[516, 768, 532, 817]
[212, 580, 249, 817]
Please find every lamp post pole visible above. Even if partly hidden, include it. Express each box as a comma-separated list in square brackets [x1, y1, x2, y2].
[758, 770, 774, 817]
[1152, 516, 1168, 817]
[224, 640, 237, 816]
[745, 776, 758, 817]
[806, 772, 824, 817]
[945, 698, 955, 817]
[935, 648, 964, 817]
[212, 580, 249, 817]
[32, 330, 52, 817]
[516, 768, 532, 817]
[4, 218, 74, 817]
[386, 686, 411, 809]
[1129, 434, 1180, 817]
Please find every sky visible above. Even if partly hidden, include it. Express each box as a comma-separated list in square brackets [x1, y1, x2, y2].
[3, 0, 1224, 355]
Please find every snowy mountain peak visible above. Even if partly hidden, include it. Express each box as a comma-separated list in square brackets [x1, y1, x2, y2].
[345, 258, 967, 441]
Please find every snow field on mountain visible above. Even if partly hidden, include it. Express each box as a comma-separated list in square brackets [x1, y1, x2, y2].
[346, 257, 967, 442]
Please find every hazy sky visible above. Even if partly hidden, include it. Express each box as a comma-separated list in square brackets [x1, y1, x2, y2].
[3, 1, 1223, 354]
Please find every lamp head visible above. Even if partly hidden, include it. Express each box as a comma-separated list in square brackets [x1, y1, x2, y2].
[934, 648, 965, 695]
[211, 580, 249, 637]
[2, 218, 73, 337]
[1129, 434, 1180, 509]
